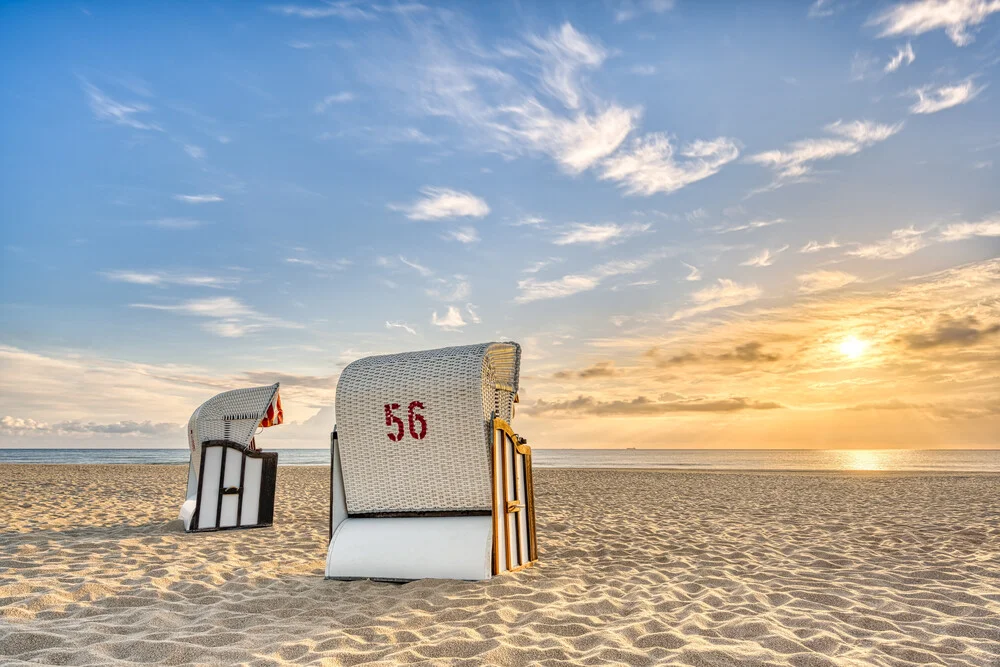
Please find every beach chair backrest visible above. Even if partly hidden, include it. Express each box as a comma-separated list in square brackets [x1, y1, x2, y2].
[335, 342, 521, 516]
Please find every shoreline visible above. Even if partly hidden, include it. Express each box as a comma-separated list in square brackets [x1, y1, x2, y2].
[1, 462, 997, 476]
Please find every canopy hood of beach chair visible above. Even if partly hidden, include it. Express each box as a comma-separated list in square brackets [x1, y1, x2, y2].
[187, 383, 283, 450]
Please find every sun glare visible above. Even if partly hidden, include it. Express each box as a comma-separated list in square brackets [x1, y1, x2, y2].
[839, 336, 868, 359]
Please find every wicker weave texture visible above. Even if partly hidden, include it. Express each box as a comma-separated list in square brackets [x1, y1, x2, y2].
[189, 384, 279, 449]
[336, 342, 520, 514]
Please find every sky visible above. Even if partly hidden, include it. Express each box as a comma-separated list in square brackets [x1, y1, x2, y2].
[1, 0, 998, 450]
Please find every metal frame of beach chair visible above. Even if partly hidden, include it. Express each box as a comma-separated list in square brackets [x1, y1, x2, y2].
[325, 342, 538, 581]
[179, 383, 282, 532]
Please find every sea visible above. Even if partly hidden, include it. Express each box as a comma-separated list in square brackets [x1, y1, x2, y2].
[0, 448, 997, 472]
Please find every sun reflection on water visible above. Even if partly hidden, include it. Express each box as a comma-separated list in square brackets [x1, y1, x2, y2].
[842, 450, 887, 471]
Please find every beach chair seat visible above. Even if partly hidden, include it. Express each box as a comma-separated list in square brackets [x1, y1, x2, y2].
[326, 342, 537, 581]
[179, 383, 283, 532]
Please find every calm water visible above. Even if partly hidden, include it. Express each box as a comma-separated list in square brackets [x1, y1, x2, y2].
[0, 448, 997, 472]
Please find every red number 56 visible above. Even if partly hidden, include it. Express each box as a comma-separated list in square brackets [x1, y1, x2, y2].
[384, 401, 427, 441]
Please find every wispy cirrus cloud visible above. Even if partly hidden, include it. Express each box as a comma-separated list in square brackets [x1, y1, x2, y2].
[885, 42, 915, 72]
[512, 215, 546, 227]
[385, 320, 417, 335]
[552, 222, 650, 245]
[671, 279, 761, 320]
[397, 255, 433, 277]
[174, 193, 223, 203]
[516, 253, 662, 303]
[800, 239, 841, 253]
[867, 0, 1000, 46]
[130, 297, 302, 337]
[747, 120, 903, 191]
[797, 270, 858, 294]
[741, 245, 789, 268]
[314, 91, 356, 112]
[268, 2, 379, 20]
[714, 218, 787, 234]
[601, 134, 740, 196]
[443, 226, 480, 243]
[389, 187, 489, 220]
[82, 81, 161, 131]
[847, 226, 928, 259]
[938, 216, 1000, 240]
[101, 270, 239, 289]
[681, 262, 702, 281]
[909, 78, 985, 114]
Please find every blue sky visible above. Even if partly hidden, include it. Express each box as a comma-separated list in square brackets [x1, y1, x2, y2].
[1, 0, 998, 449]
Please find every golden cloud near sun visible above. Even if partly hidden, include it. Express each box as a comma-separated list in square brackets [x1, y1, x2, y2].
[839, 336, 868, 359]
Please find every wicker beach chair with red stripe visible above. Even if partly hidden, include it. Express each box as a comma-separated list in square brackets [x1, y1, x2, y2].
[326, 342, 538, 581]
[179, 383, 283, 532]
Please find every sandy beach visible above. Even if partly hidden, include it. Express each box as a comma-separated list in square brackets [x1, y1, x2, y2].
[1, 465, 998, 666]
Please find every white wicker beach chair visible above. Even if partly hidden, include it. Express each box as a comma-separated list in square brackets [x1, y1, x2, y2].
[326, 342, 537, 581]
[179, 383, 283, 532]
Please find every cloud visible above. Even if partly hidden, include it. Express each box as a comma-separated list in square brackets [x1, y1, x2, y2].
[389, 187, 489, 220]
[101, 270, 239, 289]
[385, 320, 417, 335]
[130, 297, 302, 337]
[386, 19, 640, 176]
[184, 144, 206, 159]
[740, 245, 789, 267]
[601, 134, 740, 196]
[268, 2, 378, 19]
[443, 226, 480, 243]
[797, 270, 858, 294]
[398, 255, 433, 277]
[503, 101, 640, 174]
[903, 316, 1000, 349]
[314, 91, 356, 112]
[465, 303, 481, 324]
[847, 226, 928, 259]
[552, 222, 650, 245]
[868, 0, 1000, 46]
[747, 120, 903, 190]
[885, 42, 916, 72]
[512, 215, 546, 227]
[672, 279, 762, 320]
[530, 394, 784, 417]
[82, 81, 161, 131]
[553, 361, 622, 380]
[1, 415, 180, 437]
[647, 341, 780, 365]
[909, 79, 985, 114]
[516, 253, 662, 303]
[174, 194, 223, 203]
[614, 0, 675, 22]
[714, 218, 787, 234]
[522, 258, 563, 274]
[938, 216, 1000, 240]
[800, 239, 841, 253]
[143, 218, 203, 230]
[630, 65, 658, 76]
[681, 262, 702, 281]
[808, 0, 838, 18]
[431, 305, 466, 330]
[285, 256, 352, 273]
[527, 22, 607, 110]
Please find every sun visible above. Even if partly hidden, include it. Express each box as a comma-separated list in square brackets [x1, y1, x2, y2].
[839, 336, 868, 359]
